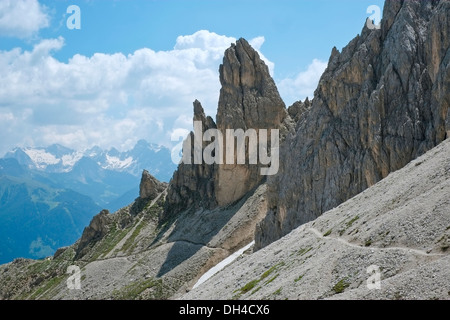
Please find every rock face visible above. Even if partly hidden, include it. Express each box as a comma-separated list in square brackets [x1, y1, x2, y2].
[165, 38, 291, 215]
[256, 0, 450, 249]
[139, 170, 166, 200]
[75, 209, 111, 259]
[215, 38, 290, 206]
[217, 38, 287, 131]
[164, 100, 218, 216]
[287, 98, 312, 124]
[2, 0, 448, 302]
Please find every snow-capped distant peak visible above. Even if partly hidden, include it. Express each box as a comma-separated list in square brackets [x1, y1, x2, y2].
[61, 152, 83, 169]
[3, 140, 175, 179]
[23, 148, 60, 169]
[103, 154, 134, 170]
[17, 147, 82, 172]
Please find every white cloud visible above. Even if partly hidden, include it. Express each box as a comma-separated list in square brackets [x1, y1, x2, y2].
[0, 0, 49, 38]
[0, 111, 14, 122]
[0, 30, 275, 155]
[249, 36, 265, 51]
[175, 30, 235, 55]
[277, 59, 328, 106]
[249, 36, 275, 76]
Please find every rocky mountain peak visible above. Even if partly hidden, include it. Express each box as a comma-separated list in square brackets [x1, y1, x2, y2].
[214, 38, 291, 206]
[193, 99, 217, 131]
[165, 38, 292, 215]
[217, 38, 287, 131]
[139, 170, 167, 201]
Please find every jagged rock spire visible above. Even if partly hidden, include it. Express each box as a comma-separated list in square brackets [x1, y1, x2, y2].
[139, 170, 166, 200]
[217, 38, 287, 131]
[165, 38, 291, 215]
[214, 38, 289, 206]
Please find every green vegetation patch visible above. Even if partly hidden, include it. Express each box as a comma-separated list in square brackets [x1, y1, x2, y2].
[332, 278, 350, 294]
[112, 277, 165, 300]
[121, 219, 148, 254]
[294, 274, 304, 282]
[264, 274, 279, 285]
[273, 287, 282, 296]
[251, 286, 261, 295]
[26, 259, 53, 274]
[339, 215, 360, 236]
[365, 239, 373, 247]
[146, 203, 163, 219]
[260, 262, 284, 281]
[297, 247, 313, 256]
[232, 261, 285, 299]
[346, 215, 360, 228]
[240, 279, 259, 294]
[14, 250, 79, 299]
[28, 275, 65, 300]
[90, 224, 130, 260]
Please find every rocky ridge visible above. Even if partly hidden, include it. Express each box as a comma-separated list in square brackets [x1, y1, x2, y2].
[214, 38, 292, 207]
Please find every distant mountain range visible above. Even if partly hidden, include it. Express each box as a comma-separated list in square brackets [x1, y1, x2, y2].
[0, 140, 177, 264]
[4, 139, 175, 180]
[3, 139, 176, 209]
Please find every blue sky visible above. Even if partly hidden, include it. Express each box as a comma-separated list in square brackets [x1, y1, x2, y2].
[0, 0, 384, 155]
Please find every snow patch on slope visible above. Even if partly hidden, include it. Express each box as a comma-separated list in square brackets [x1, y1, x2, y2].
[61, 152, 83, 168]
[193, 241, 255, 289]
[103, 154, 134, 170]
[23, 148, 60, 169]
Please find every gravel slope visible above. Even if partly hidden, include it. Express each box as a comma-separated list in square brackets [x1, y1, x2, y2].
[183, 138, 450, 300]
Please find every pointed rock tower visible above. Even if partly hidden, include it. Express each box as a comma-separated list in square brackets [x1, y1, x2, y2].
[215, 38, 289, 206]
[165, 38, 291, 216]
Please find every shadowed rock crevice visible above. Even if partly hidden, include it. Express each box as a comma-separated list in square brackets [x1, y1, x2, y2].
[156, 184, 265, 278]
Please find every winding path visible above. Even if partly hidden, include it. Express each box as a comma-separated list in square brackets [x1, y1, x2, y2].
[307, 227, 445, 257]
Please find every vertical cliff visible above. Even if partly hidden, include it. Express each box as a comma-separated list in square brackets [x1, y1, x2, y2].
[164, 100, 218, 216]
[256, 0, 450, 249]
[214, 38, 290, 206]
